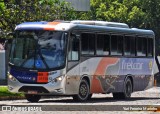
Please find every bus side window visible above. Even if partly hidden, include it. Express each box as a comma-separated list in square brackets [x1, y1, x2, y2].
[147, 38, 153, 57]
[137, 37, 147, 56]
[81, 33, 95, 55]
[68, 35, 79, 61]
[124, 36, 135, 56]
[111, 35, 123, 56]
[97, 34, 110, 55]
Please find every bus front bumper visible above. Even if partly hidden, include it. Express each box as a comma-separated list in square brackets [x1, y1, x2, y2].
[8, 76, 67, 95]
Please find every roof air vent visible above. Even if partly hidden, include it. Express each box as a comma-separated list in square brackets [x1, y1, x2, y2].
[71, 20, 129, 28]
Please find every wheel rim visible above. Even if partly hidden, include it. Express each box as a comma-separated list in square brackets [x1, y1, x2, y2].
[126, 81, 132, 97]
[79, 82, 88, 99]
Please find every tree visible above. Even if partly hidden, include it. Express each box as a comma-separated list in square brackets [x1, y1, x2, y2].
[141, 0, 160, 54]
[0, 0, 75, 38]
[89, 0, 145, 27]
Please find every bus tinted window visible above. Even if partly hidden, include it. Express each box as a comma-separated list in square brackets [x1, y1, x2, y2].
[117, 36, 123, 55]
[142, 38, 147, 56]
[80, 33, 153, 57]
[148, 38, 153, 56]
[81, 33, 95, 55]
[111, 35, 123, 55]
[96, 34, 110, 55]
[137, 37, 147, 56]
[124, 36, 135, 56]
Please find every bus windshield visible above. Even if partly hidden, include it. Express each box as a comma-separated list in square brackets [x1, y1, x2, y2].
[10, 30, 66, 70]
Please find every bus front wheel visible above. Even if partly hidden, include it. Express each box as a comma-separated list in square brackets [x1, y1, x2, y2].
[25, 94, 41, 102]
[113, 77, 132, 99]
[72, 79, 90, 101]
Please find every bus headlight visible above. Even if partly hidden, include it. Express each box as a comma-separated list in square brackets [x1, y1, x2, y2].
[8, 74, 17, 81]
[55, 75, 64, 82]
[49, 75, 64, 83]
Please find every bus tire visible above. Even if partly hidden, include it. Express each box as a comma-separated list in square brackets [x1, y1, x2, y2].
[72, 79, 90, 101]
[113, 77, 132, 99]
[25, 94, 41, 102]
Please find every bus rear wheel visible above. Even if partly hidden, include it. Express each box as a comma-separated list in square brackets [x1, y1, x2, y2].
[25, 94, 41, 102]
[73, 79, 90, 101]
[113, 77, 132, 99]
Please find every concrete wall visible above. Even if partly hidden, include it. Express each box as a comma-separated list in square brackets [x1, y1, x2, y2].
[0, 50, 5, 80]
[64, 0, 90, 11]
[0, 50, 6, 85]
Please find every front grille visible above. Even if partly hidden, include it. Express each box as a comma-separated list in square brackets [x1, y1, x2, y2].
[19, 86, 49, 93]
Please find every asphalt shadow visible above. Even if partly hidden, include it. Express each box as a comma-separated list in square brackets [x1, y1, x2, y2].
[37, 96, 160, 104]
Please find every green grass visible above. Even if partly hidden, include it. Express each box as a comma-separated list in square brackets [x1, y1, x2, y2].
[0, 86, 24, 97]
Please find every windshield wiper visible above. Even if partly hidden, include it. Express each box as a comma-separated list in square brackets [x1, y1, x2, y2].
[37, 49, 49, 69]
[20, 54, 35, 67]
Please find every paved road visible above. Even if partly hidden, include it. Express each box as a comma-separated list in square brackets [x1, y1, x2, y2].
[1, 87, 160, 114]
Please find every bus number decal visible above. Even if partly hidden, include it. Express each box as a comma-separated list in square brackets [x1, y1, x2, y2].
[37, 72, 49, 83]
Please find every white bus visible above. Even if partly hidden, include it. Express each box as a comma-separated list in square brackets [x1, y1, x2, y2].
[8, 20, 155, 102]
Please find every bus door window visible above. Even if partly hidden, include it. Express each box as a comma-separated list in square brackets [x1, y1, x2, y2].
[68, 34, 79, 61]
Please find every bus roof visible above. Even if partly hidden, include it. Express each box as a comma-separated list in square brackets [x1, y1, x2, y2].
[15, 21, 76, 31]
[15, 20, 155, 37]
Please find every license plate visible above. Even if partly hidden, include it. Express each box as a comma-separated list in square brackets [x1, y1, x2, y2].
[28, 90, 38, 94]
